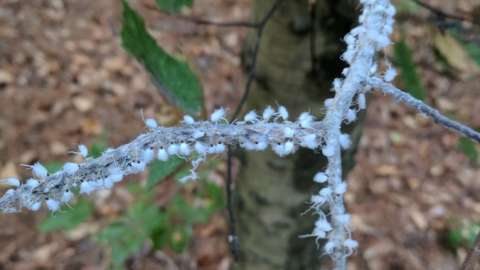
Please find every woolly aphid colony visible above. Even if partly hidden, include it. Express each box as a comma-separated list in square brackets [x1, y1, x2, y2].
[0, 0, 407, 268]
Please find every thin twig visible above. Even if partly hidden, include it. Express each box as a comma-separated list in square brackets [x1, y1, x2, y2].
[370, 77, 480, 143]
[226, 147, 240, 261]
[460, 230, 480, 270]
[411, 0, 476, 25]
[231, 0, 285, 120]
[142, 2, 258, 28]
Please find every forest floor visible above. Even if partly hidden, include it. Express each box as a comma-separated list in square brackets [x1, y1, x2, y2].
[0, 0, 479, 269]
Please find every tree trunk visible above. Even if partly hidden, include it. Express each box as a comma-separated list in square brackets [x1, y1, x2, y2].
[235, 1, 359, 269]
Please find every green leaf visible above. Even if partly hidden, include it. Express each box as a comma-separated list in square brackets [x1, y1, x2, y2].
[121, 1, 203, 115]
[45, 161, 64, 174]
[97, 201, 166, 268]
[156, 0, 193, 13]
[147, 158, 184, 189]
[39, 200, 93, 233]
[458, 137, 478, 165]
[394, 40, 426, 101]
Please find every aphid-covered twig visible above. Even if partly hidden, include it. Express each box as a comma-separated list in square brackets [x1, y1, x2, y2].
[0, 114, 327, 214]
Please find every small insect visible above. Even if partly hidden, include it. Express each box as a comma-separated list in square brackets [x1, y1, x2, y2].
[313, 172, 328, 183]
[78, 144, 89, 158]
[384, 67, 397, 82]
[182, 115, 195, 125]
[298, 112, 314, 128]
[339, 134, 351, 150]
[25, 162, 48, 179]
[324, 98, 334, 108]
[262, 106, 274, 121]
[108, 167, 124, 183]
[28, 201, 42, 211]
[283, 141, 295, 154]
[345, 109, 357, 123]
[194, 141, 207, 155]
[277, 106, 289, 121]
[0, 177, 20, 187]
[322, 144, 335, 157]
[26, 178, 39, 189]
[334, 182, 347, 195]
[62, 189, 74, 203]
[167, 144, 179, 156]
[244, 110, 258, 123]
[157, 147, 169, 161]
[141, 148, 154, 163]
[357, 93, 366, 110]
[179, 142, 191, 156]
[80, 181, 95, 194]
[301, 134, 318, 149]
[144, 118, 158, 129]
[344, 239, 358, 256]
[46, 198, 60, 212]
[63, 162, 79, 175]
[210, 107, 227, 123]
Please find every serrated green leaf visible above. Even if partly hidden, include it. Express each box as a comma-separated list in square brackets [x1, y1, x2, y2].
[121, 1, 203, 115]
[147, 158, 184, 189]
[394, 40, 426, 101]
[458, 137, 478, 165]
[156, 0, 193, 13]
[39, 200, 93, 232]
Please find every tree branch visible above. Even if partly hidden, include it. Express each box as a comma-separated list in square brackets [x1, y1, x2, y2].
[369, 77, 480, 143]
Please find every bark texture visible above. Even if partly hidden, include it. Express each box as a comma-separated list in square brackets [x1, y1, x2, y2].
[235, 1, 359, 269]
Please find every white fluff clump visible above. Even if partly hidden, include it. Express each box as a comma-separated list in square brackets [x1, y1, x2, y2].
[210, 108, 226, 122]
[182, 115, 195, 125]
[244, 110, 258, 123]
[32, 162, 48, 179]
[277, 106, 289, 120]
[262, 106, 274, 121]
[62, 190, 74, 203]
[313, 172, 328, 183]
[145, 118, 158, 129]
[0, 178, 20, 187]
[157, 147, 169, 161]
[339, 134, 352, 150]
[63, 162, 79, 175]
[46, 199, 60, 212]
[384, 67, 397, 82]
[78, 144, 88, 158]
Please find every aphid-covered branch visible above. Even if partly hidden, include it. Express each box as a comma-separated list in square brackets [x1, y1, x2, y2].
[0, 112, 327, 214]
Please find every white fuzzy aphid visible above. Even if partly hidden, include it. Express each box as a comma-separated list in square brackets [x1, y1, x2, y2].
[277, 106, 289, 120]
[339, 134, 352, 150]
[78, 144, 89, 158]
[357, 93, 366, 110]
[26, 178, 40, 189]
[32, 162, 48, 179]
[301, 134, 318, 149]
[179, 142, 191, 156]
[167, 144, 179, 155]
[80, 181, 95, 194]
[63, 162, 79, 175]
[334, 182, 348, 195]
[298, 112, 314, 128]
[0, 177, 20, 187]
[210, 108, 226, 123]
[62, 189, 74, 203]
[345, 109, 357, 123]
[182, 115, 195, 125]
[262, 106, 275, 121]
[384, 67, 397, 82]
[244, 110, 258, 123]
[157, 147, 169, 161]
[313, 172, 328, 183]
[194, 142, 207, 155]
[344, 239, 359, 255]
[145, 118, 158, 129]
[46, 198, 60, 212]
